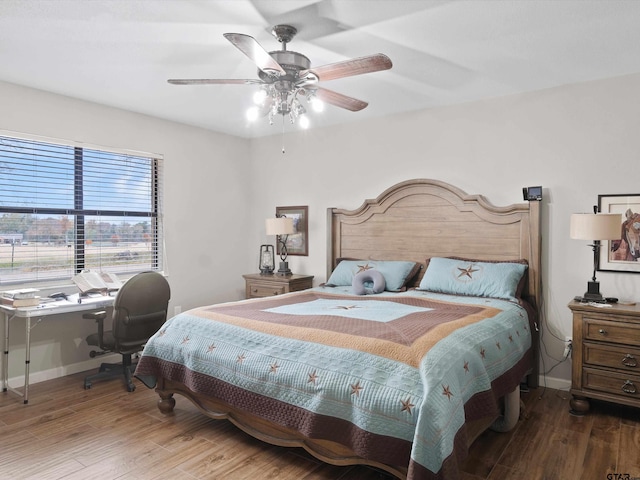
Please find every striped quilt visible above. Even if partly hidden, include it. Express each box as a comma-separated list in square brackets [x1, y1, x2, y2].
[135, 287, 532, 479]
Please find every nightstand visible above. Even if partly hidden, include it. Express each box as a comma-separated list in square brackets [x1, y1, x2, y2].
[243, 273, 314, 299]
[568, 300, 640, 414]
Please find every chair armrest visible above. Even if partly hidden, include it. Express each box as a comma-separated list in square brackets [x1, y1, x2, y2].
[83, 310, 108, 350]
[83, 310, 107, 321]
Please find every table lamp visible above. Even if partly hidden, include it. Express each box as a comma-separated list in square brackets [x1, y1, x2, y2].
[570, 209, 621, 301]
[266, 216, 295, 275]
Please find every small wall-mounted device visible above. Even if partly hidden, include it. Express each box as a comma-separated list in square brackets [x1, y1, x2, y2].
[522, 186, 543, 201]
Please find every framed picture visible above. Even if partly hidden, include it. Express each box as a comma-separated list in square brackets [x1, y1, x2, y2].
[597, 194, 640, 274]
[275, 205, 308, 256]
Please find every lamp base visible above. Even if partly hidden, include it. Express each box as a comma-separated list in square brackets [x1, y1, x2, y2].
[277, 261, 292, 276]
[583, 281, 605, 302]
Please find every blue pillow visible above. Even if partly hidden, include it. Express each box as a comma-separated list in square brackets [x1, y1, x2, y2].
[326, 260, 420, 292]
[352, 269, 386, 295]
[417, 257, 527, 301]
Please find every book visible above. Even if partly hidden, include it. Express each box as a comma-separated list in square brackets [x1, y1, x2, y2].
[72, 271, 122, 294]
[1, 288, 40, 300]
[0, 296, 41, 307]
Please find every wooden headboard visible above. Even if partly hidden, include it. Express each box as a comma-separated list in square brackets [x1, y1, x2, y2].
[327, 178, 541, 314]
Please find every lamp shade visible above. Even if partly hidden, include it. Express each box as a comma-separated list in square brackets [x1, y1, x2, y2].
[265, 217, 295, 236]
[570, 213, 621, 241]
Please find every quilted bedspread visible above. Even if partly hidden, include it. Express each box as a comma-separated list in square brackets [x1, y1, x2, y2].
[135, 287, 533, 479]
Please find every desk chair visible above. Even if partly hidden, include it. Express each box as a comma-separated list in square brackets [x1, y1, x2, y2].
[83, 271, 170, 392]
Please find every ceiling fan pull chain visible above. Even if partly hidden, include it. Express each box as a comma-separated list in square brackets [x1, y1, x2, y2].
[282, 115, 286, 154]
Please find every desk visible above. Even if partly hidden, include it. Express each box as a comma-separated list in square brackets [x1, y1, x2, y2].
[1, 293, 114, 404]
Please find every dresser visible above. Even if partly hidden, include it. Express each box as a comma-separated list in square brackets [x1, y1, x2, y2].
[568, 300, 640, 414]
[243, 273, 314, 299]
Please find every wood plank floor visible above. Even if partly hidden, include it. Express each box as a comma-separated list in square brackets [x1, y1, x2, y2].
[1, 372, 639, 479]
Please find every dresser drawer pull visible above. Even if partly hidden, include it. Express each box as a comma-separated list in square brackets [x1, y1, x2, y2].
[622, 354, 637, 368]
[598, 328, 607, 336]
[622, 380, 637, 394]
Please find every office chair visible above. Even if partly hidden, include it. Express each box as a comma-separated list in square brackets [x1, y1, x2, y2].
[83, 271, 170, 392]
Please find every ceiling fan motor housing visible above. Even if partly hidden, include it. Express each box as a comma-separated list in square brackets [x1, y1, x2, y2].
[259, 51, 311, 82]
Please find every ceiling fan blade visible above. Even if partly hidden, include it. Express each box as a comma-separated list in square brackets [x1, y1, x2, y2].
[223, 33, 286, 76]
[313, 87, 368, 112]
[307, 54, 392, 82]
[168, 79, 263, 85]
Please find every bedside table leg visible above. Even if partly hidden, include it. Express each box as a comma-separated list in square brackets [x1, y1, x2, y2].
[569, 395, 590, 415]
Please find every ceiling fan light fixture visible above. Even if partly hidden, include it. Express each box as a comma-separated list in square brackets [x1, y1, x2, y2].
[309, 95, 324, 113]
[246, 105, 260, 122]
[252, 89, 268, 105]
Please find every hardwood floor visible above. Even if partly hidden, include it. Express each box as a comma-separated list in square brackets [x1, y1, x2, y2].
[1, 372, 638, 479]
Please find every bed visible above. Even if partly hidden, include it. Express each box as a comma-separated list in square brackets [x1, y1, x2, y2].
[135, 178, 541, 480]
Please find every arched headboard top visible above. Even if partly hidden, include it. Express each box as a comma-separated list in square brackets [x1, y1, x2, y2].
[327, 178, 541, 309]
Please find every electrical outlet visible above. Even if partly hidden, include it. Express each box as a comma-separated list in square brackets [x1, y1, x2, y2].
[563, 336, 572, 360]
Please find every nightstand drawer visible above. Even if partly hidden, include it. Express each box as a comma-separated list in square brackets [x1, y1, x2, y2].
[583, 341, 640, 370]
[584, 318, 640, 347]
[583, 367, 640, 400]
[243, 274, 314, 299]
[248, 283, 286, 298]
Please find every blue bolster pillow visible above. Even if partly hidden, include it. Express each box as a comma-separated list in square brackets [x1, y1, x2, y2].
[352, 269, 386, 295]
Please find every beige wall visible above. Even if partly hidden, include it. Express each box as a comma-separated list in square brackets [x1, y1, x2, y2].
[2, 72, 640, 389]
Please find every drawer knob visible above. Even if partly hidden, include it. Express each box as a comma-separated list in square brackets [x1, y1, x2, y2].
[598, 328, 607, 336]
[621, 380, 637, 394]
[622, 354, 638, 368]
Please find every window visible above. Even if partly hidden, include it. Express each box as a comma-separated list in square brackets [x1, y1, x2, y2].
[0, 133, 164, 286]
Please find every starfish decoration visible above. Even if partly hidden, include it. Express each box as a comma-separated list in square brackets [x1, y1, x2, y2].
[350, 381, 364, 397]
[442, 385, 453, 400]
[463, 360, 470, 373]
[158, 330, 167, 337]
[356, 263, 373, 273]
[400, 397, 415, 414]
[508, 335, 514, 343]
[457, 264, 479, 279]
[181, 336, 190, 345]
[269, 362, 279, 374]
[480, 347, 486, 359]
[333, 305, 360, 310]
[496, 341, 501, 350]
[237, 353, 246, 364]
[307, 370, 318, 385]
[207, 344, 216, 353]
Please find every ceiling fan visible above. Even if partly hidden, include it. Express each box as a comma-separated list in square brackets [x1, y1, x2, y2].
[168, 25, 392, 127]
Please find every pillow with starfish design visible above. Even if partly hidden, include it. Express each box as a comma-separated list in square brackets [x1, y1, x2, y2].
[417, 257, 527, 301]
[325, 259, 421, 292]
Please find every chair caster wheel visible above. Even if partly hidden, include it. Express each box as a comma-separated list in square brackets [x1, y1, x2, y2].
[127, 385, 135, 392]
[84, 383, 91, 390]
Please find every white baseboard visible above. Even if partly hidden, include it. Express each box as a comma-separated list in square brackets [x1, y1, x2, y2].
[6, 353, 120, 386]
[537, 375, 571, 391]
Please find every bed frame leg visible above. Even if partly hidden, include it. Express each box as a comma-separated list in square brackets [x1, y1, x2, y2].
[157, 391, 176, 414]
[490, 386, 521, 432]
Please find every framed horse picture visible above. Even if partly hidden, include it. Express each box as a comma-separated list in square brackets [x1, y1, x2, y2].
[597, 193, 640, 274]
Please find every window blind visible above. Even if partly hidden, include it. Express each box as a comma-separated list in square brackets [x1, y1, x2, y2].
[0, 133, 164, 286]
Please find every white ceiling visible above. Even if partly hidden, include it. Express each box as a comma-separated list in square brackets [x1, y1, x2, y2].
[1, 0, 640, 139]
